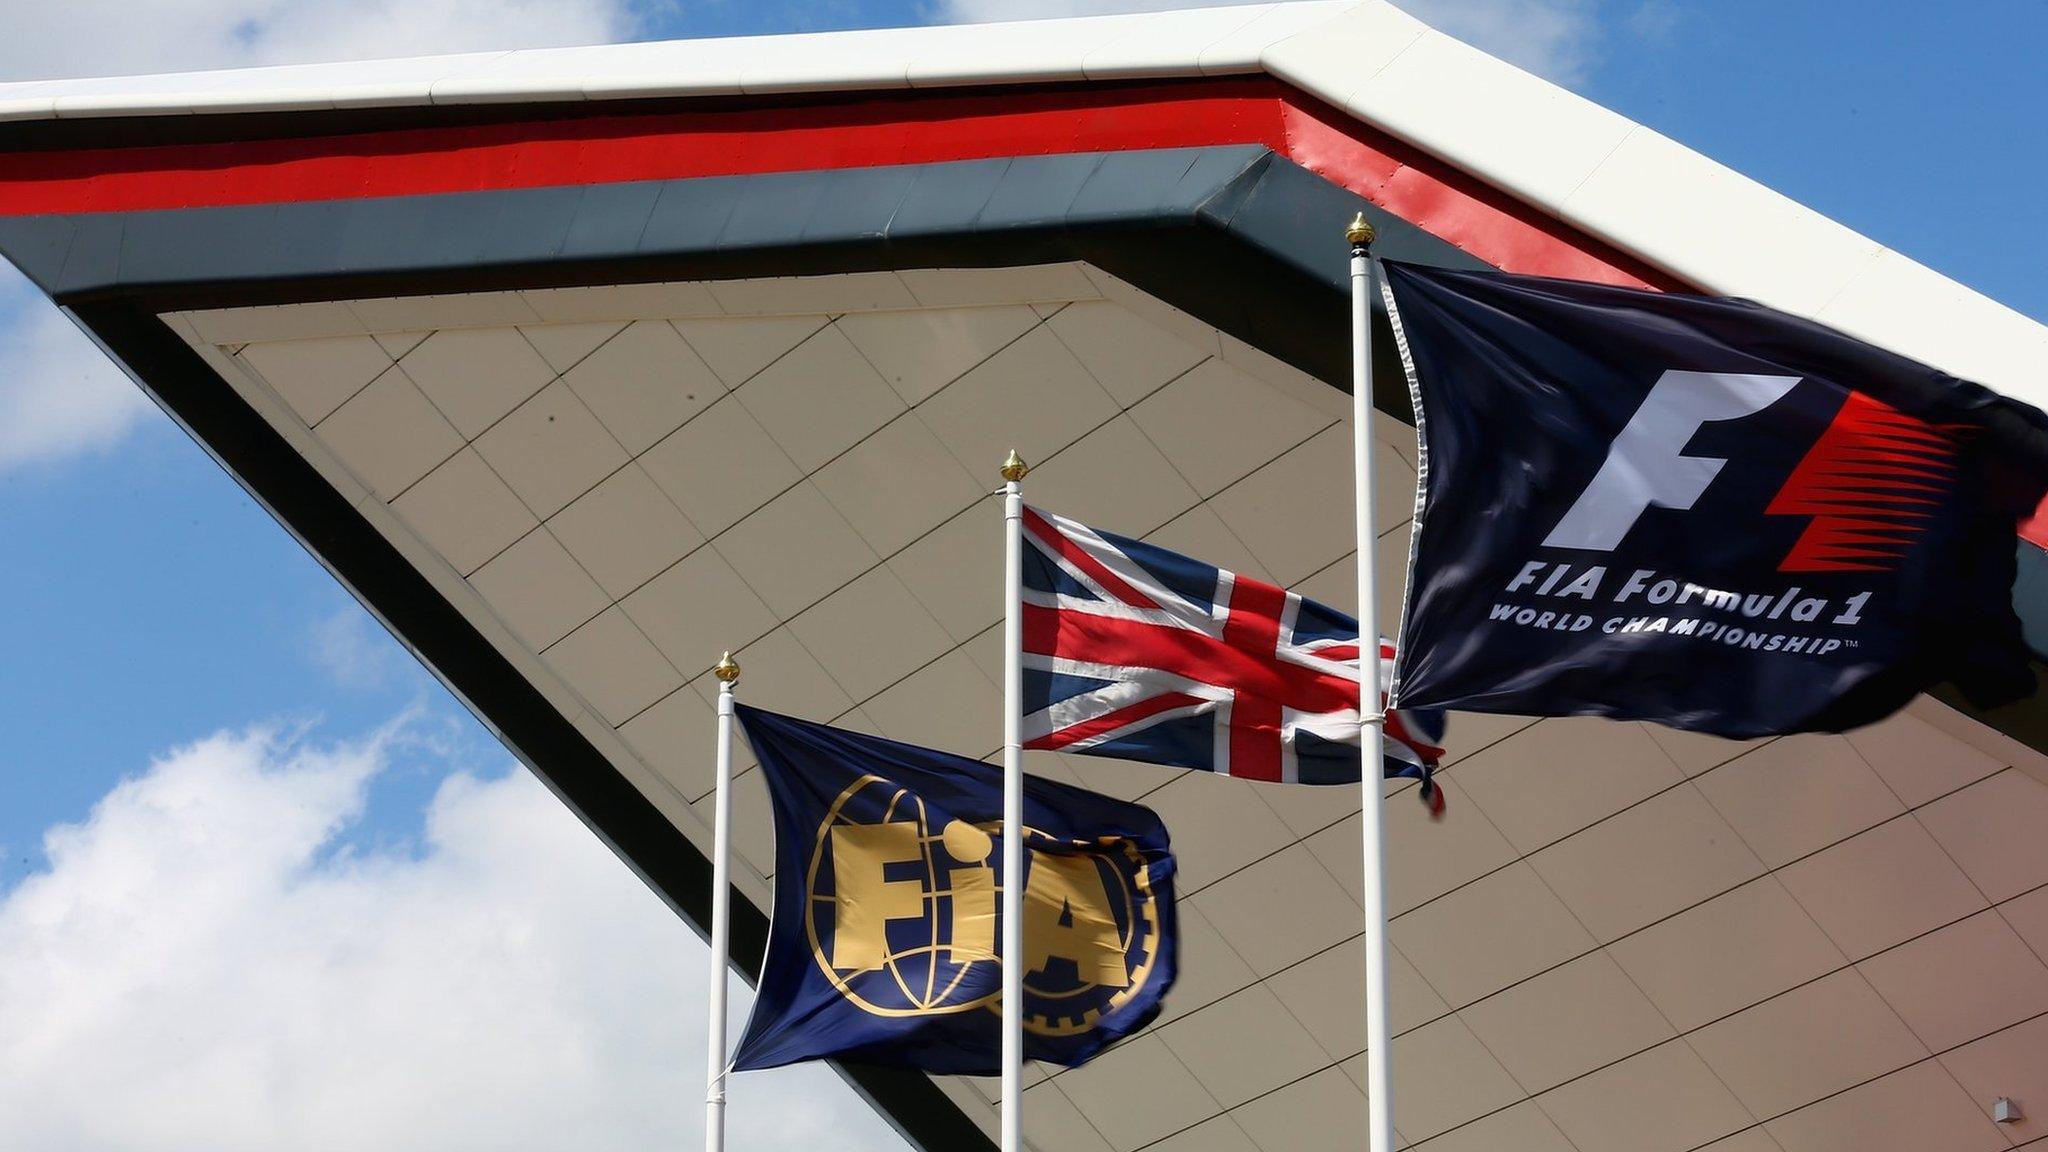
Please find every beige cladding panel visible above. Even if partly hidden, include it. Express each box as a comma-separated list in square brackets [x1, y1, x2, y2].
[202, 267, 2048, 1152]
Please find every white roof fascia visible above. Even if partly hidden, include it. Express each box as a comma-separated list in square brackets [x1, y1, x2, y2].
[0, 1, 2038, 410]
[0, 4, 1352, 120]
[3, 50, 520, 120]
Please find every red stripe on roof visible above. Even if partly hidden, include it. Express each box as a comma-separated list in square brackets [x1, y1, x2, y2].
[0, 77, 1666, 289]
[2020, 501, 2048, 550]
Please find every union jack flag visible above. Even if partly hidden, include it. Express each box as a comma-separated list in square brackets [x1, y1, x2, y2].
[1019, 505, 1447, 815]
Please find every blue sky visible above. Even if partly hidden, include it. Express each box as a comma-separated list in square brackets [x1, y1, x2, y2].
[0, 413, 477, 865]
[0, 2, 2042, 1148]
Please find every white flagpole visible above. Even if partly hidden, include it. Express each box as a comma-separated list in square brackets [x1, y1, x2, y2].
[705, 651, 740, 1152]
[999, 448, 1029, 1152]
[1347, 213, 1396, 1152]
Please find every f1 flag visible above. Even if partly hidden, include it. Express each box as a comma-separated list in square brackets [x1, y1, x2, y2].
[1018, 505, 1447, 811]
[1381, 260, 2048, 738]
[730, 706, 1176, 1074]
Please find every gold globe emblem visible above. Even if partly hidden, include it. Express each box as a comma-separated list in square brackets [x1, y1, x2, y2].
[806, 777, 1000, 1016]
[804, 776, 1164, 1035]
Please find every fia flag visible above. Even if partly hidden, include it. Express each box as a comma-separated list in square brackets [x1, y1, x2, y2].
[1018, 505, 1447, 812]
[730, 706, 1177, 1073]
[1381, 260, 2048, 738]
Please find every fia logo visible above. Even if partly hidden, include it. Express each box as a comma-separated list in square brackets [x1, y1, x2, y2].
[1544, 371, 1961, 572]
[806, 775, 1163, 1035]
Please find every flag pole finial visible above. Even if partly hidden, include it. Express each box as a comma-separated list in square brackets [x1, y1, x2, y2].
[1000, 449, 1030, 483]
[1346, 211, 1376, 248]
[713, 651, 741, 683]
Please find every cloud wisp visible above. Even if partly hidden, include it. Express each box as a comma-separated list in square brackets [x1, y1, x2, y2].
[0, 286, 161, 478]
[2, 0, 636, 83]
[305, 606, 430, 694]
[930, 0, 1611, 88]
[0, 722, 907, 1152]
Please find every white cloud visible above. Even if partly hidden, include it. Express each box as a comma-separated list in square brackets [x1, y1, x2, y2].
[0, 285, 161, 477]
[929, 0, 1607, 87]
[306, 606, 422, 692]
[1, 0, 636, 83]
[932, 0, 1254, 19]
[0, 722, 907, 1152]
[1398, 0, 1602, 87]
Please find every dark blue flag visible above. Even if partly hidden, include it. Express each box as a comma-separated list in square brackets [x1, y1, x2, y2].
[730, 705, 1177, 1073]
[1381, 260, 2048, 738]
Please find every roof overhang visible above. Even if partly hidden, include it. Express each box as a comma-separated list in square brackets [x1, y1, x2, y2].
[3, 2, 2042, 403]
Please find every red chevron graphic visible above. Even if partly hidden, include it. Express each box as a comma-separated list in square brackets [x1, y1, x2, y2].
[1767, 392, 1965, 572]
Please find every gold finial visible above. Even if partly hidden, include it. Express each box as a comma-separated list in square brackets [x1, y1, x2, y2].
[1000, 449, 1030, 483]
[1345, 211, 1376, 247]
[713, 651, 741, 684]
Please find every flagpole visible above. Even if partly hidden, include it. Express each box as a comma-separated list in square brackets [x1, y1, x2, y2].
[1348, 213, 1396, 1152]
[705, 651, 740, 1152]
[999, 448, 1029, 1152]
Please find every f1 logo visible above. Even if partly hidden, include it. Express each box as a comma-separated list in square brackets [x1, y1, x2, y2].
[1544, 370, 1801, 551]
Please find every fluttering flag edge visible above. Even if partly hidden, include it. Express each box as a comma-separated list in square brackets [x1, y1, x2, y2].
[1378, 259, 1433, 716]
